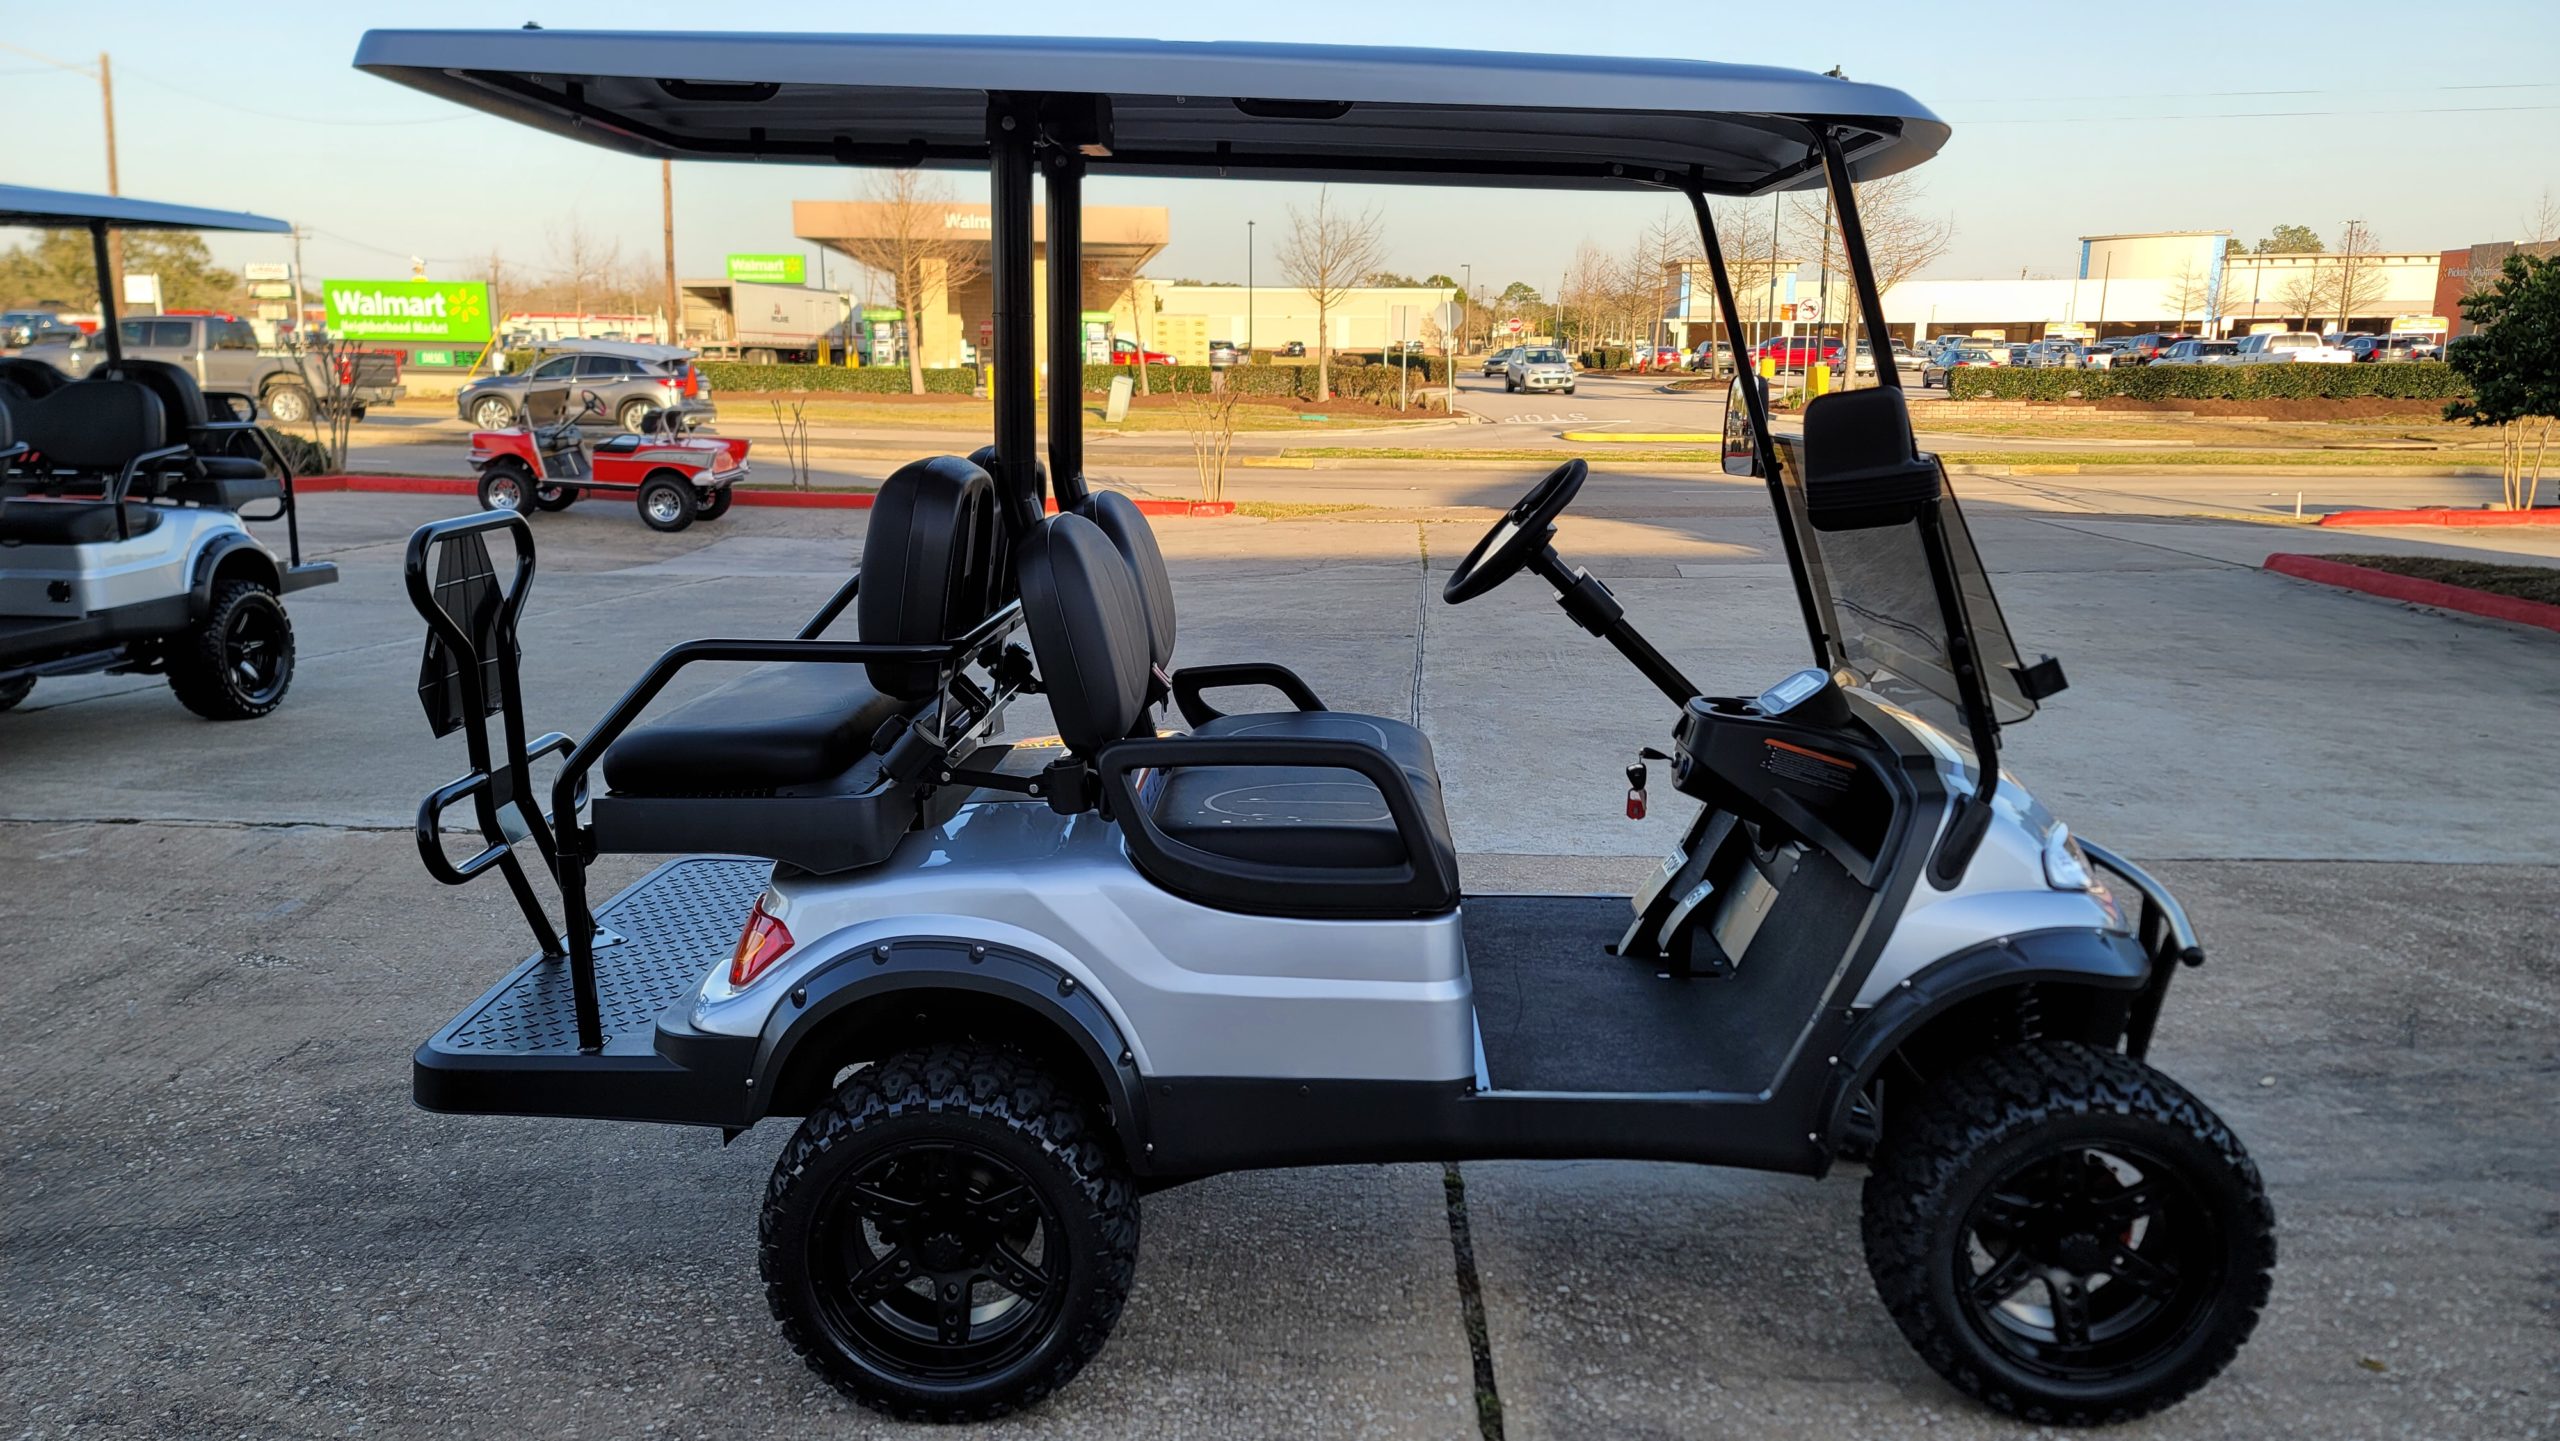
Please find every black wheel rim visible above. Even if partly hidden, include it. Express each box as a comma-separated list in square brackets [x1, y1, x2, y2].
[224, 598, 289, 704]
[809, 1139, 1068, 1387]
[1954, 1141, 2222, 1384]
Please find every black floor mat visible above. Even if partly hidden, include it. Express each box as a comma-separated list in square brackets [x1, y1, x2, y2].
[1466, 868, 1868, 1095]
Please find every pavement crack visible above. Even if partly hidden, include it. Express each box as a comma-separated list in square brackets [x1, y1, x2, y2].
[1442, 1162, 1506, 1441]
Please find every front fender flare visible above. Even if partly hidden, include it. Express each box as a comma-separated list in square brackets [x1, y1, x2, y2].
[747, 935, 1147, 1156]
[1818, 928, 2150, 1148]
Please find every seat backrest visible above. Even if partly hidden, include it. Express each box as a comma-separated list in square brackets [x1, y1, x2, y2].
[1016, 512, 1152, 756]
[1077, 490, 1177, 672]
[17, 380, 166, 474]
[0, 358, 67, 401]
[100, 359, 211, 433]
[858, 454, 1010, 700]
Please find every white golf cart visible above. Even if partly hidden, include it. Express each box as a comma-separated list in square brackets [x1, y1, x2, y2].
[365, 30, 2273, 1428]
[0, 186, 335, 718]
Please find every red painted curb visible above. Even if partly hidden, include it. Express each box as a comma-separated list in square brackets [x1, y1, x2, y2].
[2264, 553, 2560, 634]
[303, 476, 1233, 518]
[2318, 506, 2560, 528]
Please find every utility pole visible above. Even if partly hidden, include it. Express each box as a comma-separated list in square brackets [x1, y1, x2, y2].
[660, 160, 678, 346]
[290, 225, 309, 338]
[97, 51, 124, 304]
[1246, 219, 1255, 355]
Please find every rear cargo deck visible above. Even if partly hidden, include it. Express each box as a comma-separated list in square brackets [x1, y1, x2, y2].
[413, 857, 767, 1125]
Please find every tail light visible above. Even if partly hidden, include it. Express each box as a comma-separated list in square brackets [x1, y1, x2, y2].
[728, 892, 796, 987]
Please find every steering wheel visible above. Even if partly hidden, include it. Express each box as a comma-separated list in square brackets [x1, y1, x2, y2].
[1442, 459, 1587, 604]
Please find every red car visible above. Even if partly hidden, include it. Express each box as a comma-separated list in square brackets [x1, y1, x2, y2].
[468, 388, 750, 533]
[1109, 338, 1175, 366]
[1753, 335, 1844, 372]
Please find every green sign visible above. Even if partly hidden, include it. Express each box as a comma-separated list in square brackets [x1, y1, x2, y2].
[322, 280, 492, 343]
[726, 253, 807, 285]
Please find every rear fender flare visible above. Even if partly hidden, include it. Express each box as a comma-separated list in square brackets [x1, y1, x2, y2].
[1818, 928, 2150, 1148]
[749, 935, 1147, 1155]
[188, 531, 281, 615]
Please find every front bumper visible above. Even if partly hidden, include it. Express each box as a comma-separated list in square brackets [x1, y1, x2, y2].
[1519, 372, 1573, 389]
[2077, 838, 2205, 1058]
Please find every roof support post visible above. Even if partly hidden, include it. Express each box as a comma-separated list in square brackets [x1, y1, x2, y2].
[1684, 185, 1830, 668]
[1044, 146, 1088, 508]
[1815, 128, 1901, 392]
[987, 93, 1044, 534]
[90, 220, 123, 366]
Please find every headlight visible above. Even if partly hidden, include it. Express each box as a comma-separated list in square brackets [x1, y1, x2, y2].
[2042, 824, 2092, 890]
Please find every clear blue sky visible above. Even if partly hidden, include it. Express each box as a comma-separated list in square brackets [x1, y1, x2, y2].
[4, 0, 2556, 300]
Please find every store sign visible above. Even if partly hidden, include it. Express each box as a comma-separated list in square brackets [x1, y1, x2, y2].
[725, 253, 807, 285]
[243, 262, 291, 281]
[322, 280, 492, 342]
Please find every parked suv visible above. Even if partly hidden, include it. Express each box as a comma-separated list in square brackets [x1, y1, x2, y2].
[16, 312, 392, 423]
[1753, 335, 1842, 372]
[1503, 345, 1576, 394]
[2112, 332, 2187, 366]
[457, 341, 714, 432]
[2230, 331, 2352, 364]
[2154, 338, 2236, 366]
[0, 309, 81, 351]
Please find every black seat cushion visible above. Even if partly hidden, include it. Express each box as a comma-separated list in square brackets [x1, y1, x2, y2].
[859, 455, 1008, 700]
[1191, 709, 1436, 776]
[1078, 490, 1176, 670]
[600, 664, 909, 795]
[0, 497, 162, 545]
[1148, 747, 1456, 874]
[16, 380, 165, 474]
[160, 467, 281, 509]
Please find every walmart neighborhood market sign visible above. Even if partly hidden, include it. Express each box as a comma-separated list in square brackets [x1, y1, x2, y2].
[322, 280, 493, 343]
[726, 253, 807, 284]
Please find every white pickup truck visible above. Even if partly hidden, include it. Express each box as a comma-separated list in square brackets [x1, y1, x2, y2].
[2221, 330, 2353, 364]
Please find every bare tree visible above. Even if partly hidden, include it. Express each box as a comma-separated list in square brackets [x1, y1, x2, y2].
[2524, 188, 2560, 246]
[2163, 260, 2213, 332]
[2277, 269, 2327, 331]
[546, 220, 624, 325]
[2322, 220, 2389, 331]
[833, 170, 988, 394]
[1272, 187, 1386, 400]
[1787, 172, 1952, 377]
[1561, 242, 1616, 352]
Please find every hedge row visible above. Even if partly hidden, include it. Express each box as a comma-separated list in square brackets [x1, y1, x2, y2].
[699, 361, 978, 394]
[1946, 362, 2469, 402]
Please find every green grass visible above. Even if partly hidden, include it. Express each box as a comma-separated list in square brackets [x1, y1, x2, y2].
[1936, 449, 2496, 470]
[2322, 554, 2560, 605]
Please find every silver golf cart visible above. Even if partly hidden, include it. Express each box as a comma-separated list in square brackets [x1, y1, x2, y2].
[0, 186, 335, 718]
[365, 30, 2273, 1427]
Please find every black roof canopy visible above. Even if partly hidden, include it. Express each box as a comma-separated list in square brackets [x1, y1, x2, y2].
[353, 31, 1946, 194]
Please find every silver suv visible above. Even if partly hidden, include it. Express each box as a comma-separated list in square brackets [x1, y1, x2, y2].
[1503, 345, 1575, 394]
[457, 341, 715, 432]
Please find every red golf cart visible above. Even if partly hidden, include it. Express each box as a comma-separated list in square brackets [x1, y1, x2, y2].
[467, 385, 748, 532]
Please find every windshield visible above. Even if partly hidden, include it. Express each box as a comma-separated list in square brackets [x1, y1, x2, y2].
[1523, 348, 1565, 364]
[1773, 440, 2038, 732]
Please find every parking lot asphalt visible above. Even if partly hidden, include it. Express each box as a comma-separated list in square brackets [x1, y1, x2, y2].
[3, 476, 2554, 1439]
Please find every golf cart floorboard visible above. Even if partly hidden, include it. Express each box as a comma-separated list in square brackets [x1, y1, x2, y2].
[413, 857, 767, 1125]
[1466, 893, 1843, 1096]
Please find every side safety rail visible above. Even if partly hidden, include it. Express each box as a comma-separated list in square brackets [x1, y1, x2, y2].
[405, 510, 572, 962]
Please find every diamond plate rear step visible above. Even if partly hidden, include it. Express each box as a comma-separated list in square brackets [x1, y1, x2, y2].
[412, 856, 769, 1127]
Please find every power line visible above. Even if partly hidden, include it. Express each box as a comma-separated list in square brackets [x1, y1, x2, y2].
[120, 69, 473, 128]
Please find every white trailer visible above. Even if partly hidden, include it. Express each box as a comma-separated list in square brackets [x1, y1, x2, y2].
[678, 279, 848, 363]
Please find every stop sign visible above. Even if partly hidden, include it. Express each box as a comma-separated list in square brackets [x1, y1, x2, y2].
[1507, 317, 1523, 334]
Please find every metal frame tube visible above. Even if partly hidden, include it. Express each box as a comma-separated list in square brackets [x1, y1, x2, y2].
[90, 221, 123, 366]
[987, 95, 1042, 533]
[1045, 148, 1088, 506]
[1816, 129, 1901, 391]
[1683, 186, 1833, 667]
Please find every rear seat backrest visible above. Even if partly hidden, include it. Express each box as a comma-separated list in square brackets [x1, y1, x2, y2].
[858, 454, 1009, 701]
[1015, 513, 1152, 756]
[1077, 490, 1178, 672]
[19, 381, 165, 474]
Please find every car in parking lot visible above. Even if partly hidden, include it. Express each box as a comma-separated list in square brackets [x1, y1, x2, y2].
[0, 309, 81, 350]
[2228, 330, 2353, 364]
[1110, 338, 1175, 366]
[14, 310, 394, 422]
[1503, 344, 1575, 393]
[457, 341, 715, 432]
[2341, 334, 2438, 363]
[1688, 339, 1733, 372]
[1280, 339, 1306, 357]
[2154, 338, 2236, 366]
[1481, 346, 1516, 376]
[1920, 343, 2004, 387]
[2112, 332, 2186, 365]
[1207, 339, 1240, 366]
[1752, 334, 1842, 373]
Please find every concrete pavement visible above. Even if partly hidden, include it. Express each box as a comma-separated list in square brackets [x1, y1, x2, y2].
[3, 482, 2555, 1438]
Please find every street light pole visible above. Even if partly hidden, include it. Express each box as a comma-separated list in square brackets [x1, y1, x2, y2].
[1461, 263, 1472, 351]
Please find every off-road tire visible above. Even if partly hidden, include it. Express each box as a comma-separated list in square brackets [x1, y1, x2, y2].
[0, 675, 33, 712]
[166, 580, 294, 720]
[264, 384, 313, 425]
[761, 1043, 1139, 1423]
[1862, 1041, 2274, 1426]
[637, 474, 696, 532]
[698, 487, 734, 521]
[531, 483, 578, 511]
